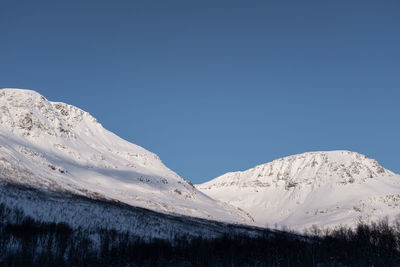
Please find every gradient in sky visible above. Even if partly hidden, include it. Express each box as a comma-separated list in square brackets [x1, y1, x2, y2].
[1, 0, 399, 183]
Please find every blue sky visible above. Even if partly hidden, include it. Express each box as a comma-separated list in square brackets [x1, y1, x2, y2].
[1, 0, 399, 183]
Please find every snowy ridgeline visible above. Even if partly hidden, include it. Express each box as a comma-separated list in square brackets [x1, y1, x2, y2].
[0, 181, 266, 241]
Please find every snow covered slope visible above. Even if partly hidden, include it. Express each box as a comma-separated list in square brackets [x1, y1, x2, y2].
[0, 182, 264, 241]
[197, 151, 400, 230]
[0, 88, 252, 224]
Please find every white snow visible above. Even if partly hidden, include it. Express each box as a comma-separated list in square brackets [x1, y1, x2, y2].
[0, 88, 253, 225]
[197, 150, 400, 230]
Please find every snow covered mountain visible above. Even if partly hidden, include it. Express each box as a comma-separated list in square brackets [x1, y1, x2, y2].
[197, 151, 400, 230]
[0, 88, 252, 225]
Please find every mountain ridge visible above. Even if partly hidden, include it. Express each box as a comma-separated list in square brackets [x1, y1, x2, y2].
[200, 150, 395, 188]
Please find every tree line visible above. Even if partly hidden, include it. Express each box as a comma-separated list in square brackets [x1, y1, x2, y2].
[1, 203, 399, 266]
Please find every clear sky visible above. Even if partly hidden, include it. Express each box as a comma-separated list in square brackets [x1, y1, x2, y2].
[1, 0, 399, 183]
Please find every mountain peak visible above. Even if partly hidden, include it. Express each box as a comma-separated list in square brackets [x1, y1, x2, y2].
[0, 88, 99, 138]
[0, 88, 253, 225]
[199, 150, 392, 191]
[0, 88, 52, 107]
[197, 151, 399, 229]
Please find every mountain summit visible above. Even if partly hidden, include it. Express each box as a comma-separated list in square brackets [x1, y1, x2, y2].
[0, 88, 252, 224]
[0, 88, 101, 138]
[197, 151, 400, 229]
